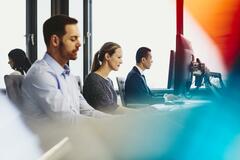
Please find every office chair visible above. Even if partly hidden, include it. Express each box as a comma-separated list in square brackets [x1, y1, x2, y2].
[116, 77, 127, 107]
[116, 77, 149, 108]
[74, 75, 83, 93]
[4, 74, 24, 107]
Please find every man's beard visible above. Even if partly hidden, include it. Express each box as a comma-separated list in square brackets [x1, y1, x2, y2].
[59, 41, 67, 60]
[58, 39, 78, 61]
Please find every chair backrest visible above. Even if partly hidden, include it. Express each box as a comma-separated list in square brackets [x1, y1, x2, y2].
[74, 75, 83, 93]
[116, 77, 126, 106]
[4, 75, 24, 107]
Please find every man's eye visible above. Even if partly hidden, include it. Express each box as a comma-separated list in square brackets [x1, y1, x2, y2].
[70, 37, 78, 41]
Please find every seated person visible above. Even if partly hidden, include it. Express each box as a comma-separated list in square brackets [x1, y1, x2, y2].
[83, 42, 123, 113]
[22, 15, 106, 122]
[125, 47, 172, 105]
[8, 48, 32, 75]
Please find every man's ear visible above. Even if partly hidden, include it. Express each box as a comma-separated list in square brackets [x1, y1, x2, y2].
[51, 35, 60, 47]
[141, 57, 146, 63]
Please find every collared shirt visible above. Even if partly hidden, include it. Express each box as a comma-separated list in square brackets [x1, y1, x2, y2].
[135, 65, 144, 76]
[135, 65, 147, 83]
[22, 53, 105, 122]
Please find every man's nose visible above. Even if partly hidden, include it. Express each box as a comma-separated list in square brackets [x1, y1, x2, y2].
[77, 41, 81, 48]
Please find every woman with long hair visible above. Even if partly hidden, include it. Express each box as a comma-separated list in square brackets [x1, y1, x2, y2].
[83, 42, 123, 113]
[8, 48, 31, 75]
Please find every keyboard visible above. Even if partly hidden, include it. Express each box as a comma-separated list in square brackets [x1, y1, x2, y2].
[151, 98, 211, 111]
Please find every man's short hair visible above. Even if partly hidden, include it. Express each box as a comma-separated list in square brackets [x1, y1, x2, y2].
[136, 47, 151, 63]
[43, 14, 78, 47]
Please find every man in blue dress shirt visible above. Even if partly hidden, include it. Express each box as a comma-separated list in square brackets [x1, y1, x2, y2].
[22, 15, 106, 122]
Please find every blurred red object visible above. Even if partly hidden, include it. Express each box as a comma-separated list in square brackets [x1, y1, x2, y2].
[185, 0, 240, 70]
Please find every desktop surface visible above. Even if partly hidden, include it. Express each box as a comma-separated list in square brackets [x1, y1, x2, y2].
[151, 98, 212, 112]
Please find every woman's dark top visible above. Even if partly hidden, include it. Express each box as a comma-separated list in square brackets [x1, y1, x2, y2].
[83, 72, 118, 113]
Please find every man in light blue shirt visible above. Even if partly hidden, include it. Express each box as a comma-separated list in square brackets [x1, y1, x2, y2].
[22, 15, 106, 122]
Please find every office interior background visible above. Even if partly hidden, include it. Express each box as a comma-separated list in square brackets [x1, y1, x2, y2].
[1, 0, 240, 159]
[0, 0, 228, 90]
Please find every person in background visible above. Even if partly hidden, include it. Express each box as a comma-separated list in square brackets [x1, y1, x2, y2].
[83, 42, 123, 113]
[22, 15, 106, 122]
[8, 48, 32, 75]
[125, 47, 176, 105]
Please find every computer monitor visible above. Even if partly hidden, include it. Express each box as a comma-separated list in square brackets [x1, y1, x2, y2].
[167, 50, 175, 89]
[174, 34, 194, 95]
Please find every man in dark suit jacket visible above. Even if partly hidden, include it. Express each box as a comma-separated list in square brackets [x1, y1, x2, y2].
[125, 47, 165, 105]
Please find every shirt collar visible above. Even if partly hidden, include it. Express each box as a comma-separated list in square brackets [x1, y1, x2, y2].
[62, 65, 70, 78]
[135, 65, 144, 75]
[43, 53, 70, 77]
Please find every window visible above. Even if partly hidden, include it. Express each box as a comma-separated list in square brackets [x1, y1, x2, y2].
[69, 0, 84, 83]
[37, 1, 51, 60]
[92, 0, 176, 88]
[0, 0, 26, 88]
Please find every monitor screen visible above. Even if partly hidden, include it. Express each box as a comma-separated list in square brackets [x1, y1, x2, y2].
[167, 50, 175, 89]
[174, 34, 194, 95]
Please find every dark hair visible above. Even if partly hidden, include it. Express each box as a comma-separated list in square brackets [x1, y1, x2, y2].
[8, 48, 32, 75]
[43, 14, 78, 47]
[91, 42, 121, 72]
[136, 47, 151, 64]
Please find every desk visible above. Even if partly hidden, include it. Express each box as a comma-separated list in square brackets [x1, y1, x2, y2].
[151, 87, 213, 100]
[151, 99, 212, 112]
